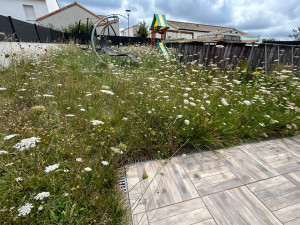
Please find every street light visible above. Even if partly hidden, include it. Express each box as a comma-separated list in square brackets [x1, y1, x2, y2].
[125, 9, 131, 37]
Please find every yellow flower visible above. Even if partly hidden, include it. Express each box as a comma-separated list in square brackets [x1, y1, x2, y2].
[158, 151, 160, 154]
[76, 185, 80, 189]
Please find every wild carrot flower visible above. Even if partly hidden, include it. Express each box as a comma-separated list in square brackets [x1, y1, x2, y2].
[184, 120, 190, 125]
[221, 98, 229, 106]
[18, 203, 33, 216]
[90, 120, 104, 125]
[102, 161, 109, 166]
[0, 150, 8, 155]
[14, 137, 41, 151]
[45, 164, 59, 173]
[34, 192, 50, 200]
[3, 134, 18, 140]
[84, 167, 92, 171]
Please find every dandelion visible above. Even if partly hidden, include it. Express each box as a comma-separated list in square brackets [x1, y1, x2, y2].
[84, 167, 92, 171]
[18, 203, 33, 216]
[34, 192, 50, 200]
[4, 134, 18, 140]
[15, 177, 23, 181]
[76, 158, 83, 162]
[45, 164, 59, 173]
[100, 90, 114, 95]
[14, 137, 41, 152]
[0, 150, 8, 155]
[102, 161, 109, 165]
[221, 98, 229, 106]
[184, 120, 190, 125]
[243, 100, 251, 106]
[90, 120, 104, 125]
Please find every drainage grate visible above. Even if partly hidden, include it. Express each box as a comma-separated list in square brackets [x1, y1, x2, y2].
[118, 177, 128, 193]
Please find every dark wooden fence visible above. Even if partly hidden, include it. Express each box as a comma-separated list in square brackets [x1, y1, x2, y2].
[168, 41, 300, 72]
[0, 15, 152, 45]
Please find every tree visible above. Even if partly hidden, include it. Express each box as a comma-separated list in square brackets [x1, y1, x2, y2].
[289, 27, 300, 40]
[262, 38, 275, 43]
[135, 21, 148, 38]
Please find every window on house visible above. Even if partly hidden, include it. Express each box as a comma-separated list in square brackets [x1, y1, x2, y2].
[23, 5, 36, 21]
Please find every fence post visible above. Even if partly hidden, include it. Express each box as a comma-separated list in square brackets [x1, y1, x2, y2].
[205, 44, 210, 66]
[265, 44, 268, 74]
[34, 24, 41, 43]
[50, 28, 54, 41]
[277, 45, 280, 64]
[291, 46, 294, 65]
[8, 16, 18, 41]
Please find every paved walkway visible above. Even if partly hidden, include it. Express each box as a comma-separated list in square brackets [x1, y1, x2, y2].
[126, 136, 300, 225]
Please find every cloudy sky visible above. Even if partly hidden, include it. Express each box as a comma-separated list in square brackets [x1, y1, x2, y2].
[58, 0, 300, 40]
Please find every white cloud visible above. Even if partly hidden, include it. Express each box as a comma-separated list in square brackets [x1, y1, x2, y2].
[58, 0, 299, 40]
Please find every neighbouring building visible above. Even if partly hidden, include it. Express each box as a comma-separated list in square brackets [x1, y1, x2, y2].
[36, 2, 119, 36]
[0, 0, 59, 23]
[161, 20, 249, 40]
[121, 24, 139, 37]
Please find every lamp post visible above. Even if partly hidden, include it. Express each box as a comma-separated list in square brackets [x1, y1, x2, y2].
[125, 9, 131, 37]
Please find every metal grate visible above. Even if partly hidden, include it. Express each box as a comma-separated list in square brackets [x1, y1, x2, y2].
[118, 177, 128, 193]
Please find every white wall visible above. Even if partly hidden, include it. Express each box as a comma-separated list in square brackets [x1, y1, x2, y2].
[0, 42, 61, 67]
[0, 0, 49, 23]
[46, 0, 59, 12]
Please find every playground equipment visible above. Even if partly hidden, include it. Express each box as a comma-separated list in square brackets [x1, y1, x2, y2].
[150, 14, 171, 59]
[91, 15, 139, 64]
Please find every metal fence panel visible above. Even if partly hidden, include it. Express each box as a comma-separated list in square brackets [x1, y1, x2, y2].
[11, 18, 39, 42]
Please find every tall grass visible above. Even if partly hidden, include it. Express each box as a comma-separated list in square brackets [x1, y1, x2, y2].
[0, 43, 299, 224]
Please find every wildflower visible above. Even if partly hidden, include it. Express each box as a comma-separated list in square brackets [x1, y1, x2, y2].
[184, 120, 190, 125]
[0, 150, 8, 155]
[122, 117, 128, 121]
[100, 90, 114, 95]
[176, 115, 183, 119]
[43, 94, 54, 97]
[14, 137, 41, 152]
[0, 87, 7, 91]
[190, 102, 196, 106]
[18, 203, 33, 216]
[102, 161, 109, 166]
[5, 162, 14, 166]
[205, 100, 211, 105]
[76, 158, 82, 162]
[64, 169, 69, 172]
[259, 123, 265, 127]
[84, 167, 92, 171]
[3, 134, 18, 140]
[286, 124, 292, 129]
[15, 177, 23, 181]
[200, 106, 205, 110]
[80, 108, 86, 112]
[183, 93, 188, 97]
[45, 164, 59, 173]
[65, 114, 75, 117]
[31, 105, 46, 113]
[38, 205, 43, 211]
[243, 100, 251, 106]
[90, 120, 104, 125]
[264, 115, 270, 118]
[34, 192, 50, 200]
[148, 111, 152, 114]
[184, 99, 189, 104]
[57, 84, 63, 87]
[108, 64, 115, 70]
[270, 119, 279, 124]
[110, 147, 123, 154]
[221, 98, 229, 106]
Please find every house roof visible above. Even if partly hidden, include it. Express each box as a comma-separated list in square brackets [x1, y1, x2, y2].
[167, 20, 249, 35]
[36, 1, 104, 21]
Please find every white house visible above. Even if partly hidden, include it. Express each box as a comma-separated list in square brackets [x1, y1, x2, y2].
[164, 20, 249, 40]
[36, 2, 119, 36]
[0, 0, 59, 23]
